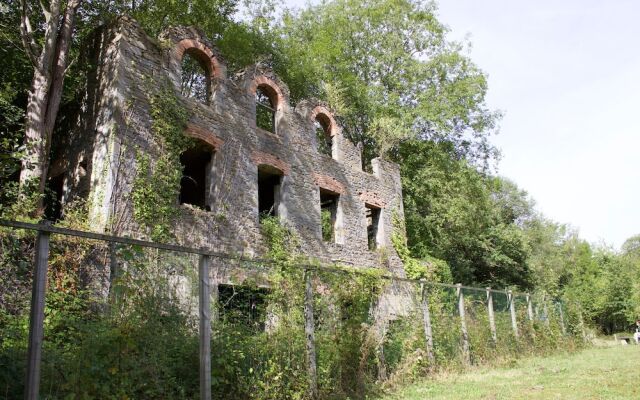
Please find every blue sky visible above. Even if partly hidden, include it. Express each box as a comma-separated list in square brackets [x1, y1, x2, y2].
[283, 0, 640, 249]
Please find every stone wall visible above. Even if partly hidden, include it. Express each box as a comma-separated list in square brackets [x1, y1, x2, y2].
[62, 17, 407, 278]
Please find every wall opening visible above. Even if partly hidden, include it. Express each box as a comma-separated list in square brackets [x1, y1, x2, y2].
[179, 143, 213, 210]
[320, 188, 340, 242]
[315, 114, 333, 157]
[258, 165, 283, 218]
[256, 86, 276, 133]
[180, 49, 210, 104]
[218, 284, 269, 332]
[365, 204, 382, 250]
[44, 173, 65, 221]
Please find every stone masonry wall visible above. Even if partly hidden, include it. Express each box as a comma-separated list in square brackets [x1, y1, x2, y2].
[64, 17, 408, 280]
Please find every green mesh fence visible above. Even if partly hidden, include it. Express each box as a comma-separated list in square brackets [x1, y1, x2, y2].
[0, 223, 586, 400]
[0, 228, 36, 398]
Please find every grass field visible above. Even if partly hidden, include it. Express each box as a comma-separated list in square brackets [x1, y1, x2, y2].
[384, 344, 640, 399]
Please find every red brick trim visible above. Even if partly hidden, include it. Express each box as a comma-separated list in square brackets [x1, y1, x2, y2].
[251, 151, 291, 175]
[359, 191, 386, 208]
[313, 173, 345, 194]
[185, 123, 225, 150]
[174, 39, 223, 80]
[248, 76, 284, 111]
[310, 105, 339, 137]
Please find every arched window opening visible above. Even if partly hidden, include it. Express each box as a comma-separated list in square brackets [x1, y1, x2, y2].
[315, 114, 333, 157]
[179, 142, 214, 210]
[258, 165, 283, 219]
[180, 50, 210, 104]
[256, 86, 276, 133]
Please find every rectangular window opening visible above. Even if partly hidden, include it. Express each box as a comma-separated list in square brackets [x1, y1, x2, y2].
[366, 204, 381, 250]
[180, 145, 214, 210]
[218, 284, 269, 332]
[320, 189, 339, 242]
[258, 167, 282, 219]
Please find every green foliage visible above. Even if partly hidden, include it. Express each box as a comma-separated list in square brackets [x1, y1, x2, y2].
[391, 215, 450, 282]
[399, 140, 532, 288]
[320, 208, 333, 242]
[272, 0, 500, 166]
[132, 153, 181, 241]
[131, 84, 193, 242]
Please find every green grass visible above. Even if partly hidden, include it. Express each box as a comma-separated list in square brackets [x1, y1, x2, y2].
[383, 345, 640, 399]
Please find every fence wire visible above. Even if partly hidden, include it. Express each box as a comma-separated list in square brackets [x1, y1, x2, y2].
[0, 221, 583, 400]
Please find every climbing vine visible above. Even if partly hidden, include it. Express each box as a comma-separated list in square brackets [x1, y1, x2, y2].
[391, 209, 451, 282]
[131, 82, 194, 242]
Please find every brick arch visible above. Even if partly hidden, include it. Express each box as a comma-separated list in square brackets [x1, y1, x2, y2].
[249, 76, 285, 111]
[310, 106, 339, 137]
[174, 39, 223, 80]
[251, 151, 291, 175]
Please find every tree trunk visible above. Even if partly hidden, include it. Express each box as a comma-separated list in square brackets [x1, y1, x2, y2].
[20, 70, 51, 196]
[19, 0, 82, 214]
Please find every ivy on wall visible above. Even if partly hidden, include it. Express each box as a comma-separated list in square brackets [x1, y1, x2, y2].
[131, 83, 194, 242]
[391, 210, 451, 282]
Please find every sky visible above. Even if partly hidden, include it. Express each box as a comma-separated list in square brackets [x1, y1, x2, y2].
[283, 0, 640, 249]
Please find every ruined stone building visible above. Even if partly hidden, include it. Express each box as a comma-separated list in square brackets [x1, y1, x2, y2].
[50, 17, 407, 282]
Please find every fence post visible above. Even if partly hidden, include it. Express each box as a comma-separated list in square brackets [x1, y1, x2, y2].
[578, 307, 588, 342]
[108, 241, 120, 306]
[456, 284, 470, 365]
[542, 293, 551, 329]
[210, 261, 219, 325]
[526, 293, 534, 322]
[25, 228, 50, 400]
[486, 288, 497, 346]
[420, 280, 435, 365]
[557, 302, 567, 336]
[199, 254, 212, 400]
[508, 290, 519, 339]
[304, 269, 318, 399]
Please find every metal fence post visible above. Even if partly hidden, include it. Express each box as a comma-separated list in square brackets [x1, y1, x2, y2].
[304, 269, 318, 399]
[199, 254, 212, 400]
[508, 290, 519, 339]
[25, 228, 50, 400]
[456, 284, 470, 365]
[420, 280, 435, 365]
[578, 307, 588, 342]
[526, 293, 534, 322]
[486, 288, 497, 346]
[557, 302, 567, 336]
[542, 293, 551, 329]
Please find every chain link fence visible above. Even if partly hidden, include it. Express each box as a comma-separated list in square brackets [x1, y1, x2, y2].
[0, 220, 586, 399]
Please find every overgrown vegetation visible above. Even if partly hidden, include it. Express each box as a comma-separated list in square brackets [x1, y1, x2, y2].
[0, 0, 639, 398]
[131, 83, 193, 242]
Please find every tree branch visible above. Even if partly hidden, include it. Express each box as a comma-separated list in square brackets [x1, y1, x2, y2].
[39, 0, 52, 23]
[44, 0, 82, 135]
[19, 0, 40, 68]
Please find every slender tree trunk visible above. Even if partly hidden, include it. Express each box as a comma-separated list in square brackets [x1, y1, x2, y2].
[19, 0, 82, 214]
[20, 70, 51, 193]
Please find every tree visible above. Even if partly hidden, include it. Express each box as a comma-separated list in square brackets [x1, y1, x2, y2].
[12, 0, 240, 214]
[18, 0, 83, 211]
[272, 0, 500, 168]
[621, 234, 640, 258]
[398, 140, 532, 288]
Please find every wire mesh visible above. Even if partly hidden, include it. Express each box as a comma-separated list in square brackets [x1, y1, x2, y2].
[0, 221, 587, 399]
[0, 228, 36, 398]
[39, 236, 204, 399]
